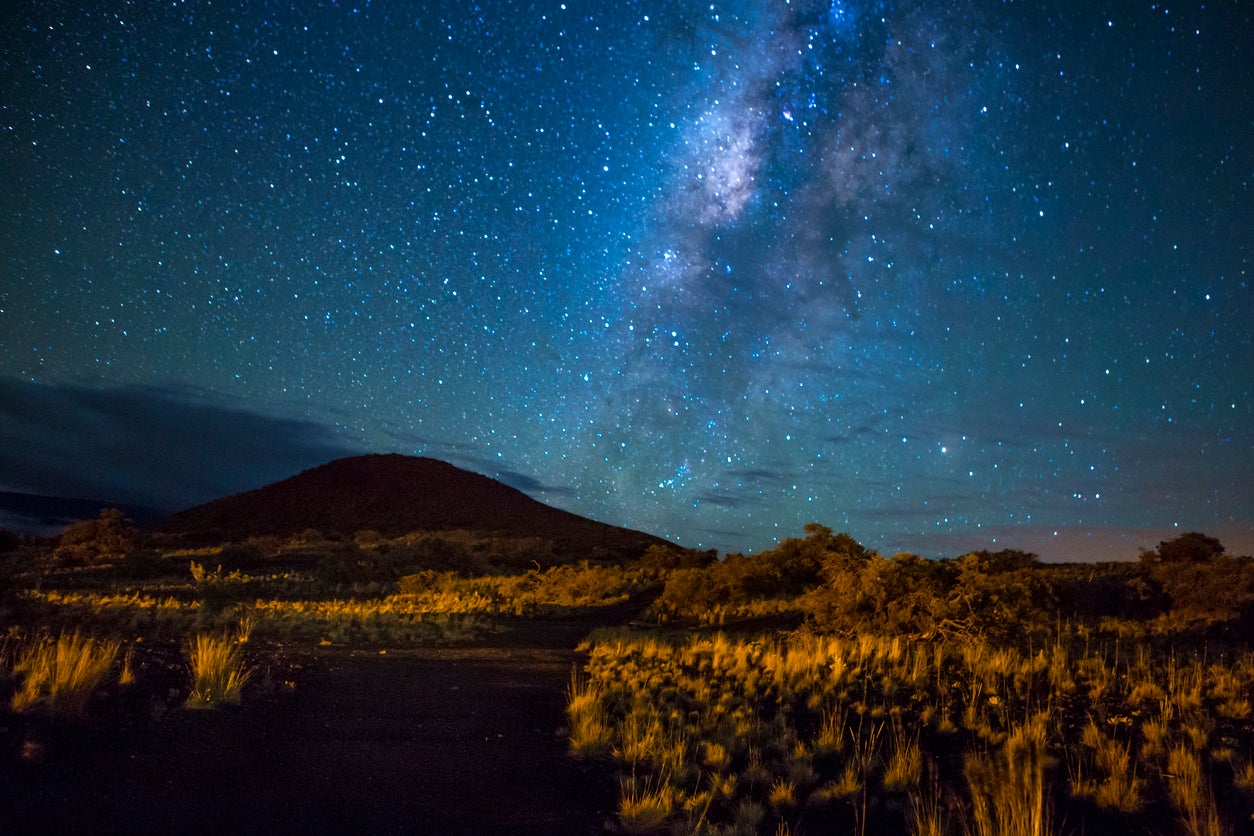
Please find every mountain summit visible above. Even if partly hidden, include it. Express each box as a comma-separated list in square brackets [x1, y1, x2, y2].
[160, 454, 664, 559]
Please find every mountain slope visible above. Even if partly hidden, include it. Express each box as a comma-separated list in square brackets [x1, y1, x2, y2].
[160, 454, 665, 559]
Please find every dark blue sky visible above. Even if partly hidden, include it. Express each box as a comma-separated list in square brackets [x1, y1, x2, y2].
[2, 0, 1251, 560]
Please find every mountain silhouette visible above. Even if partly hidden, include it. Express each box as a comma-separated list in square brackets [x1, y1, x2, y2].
[160, 454, 665, 560]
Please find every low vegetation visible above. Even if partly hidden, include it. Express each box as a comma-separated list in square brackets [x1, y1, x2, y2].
[1, 521, 659, 724]
[3, 511, 1252, 835]
[556, 526, 1254, 835]
[571, 627, 1254, 834]
[8, 631, 121, 717]
[184, 631, 252, 708]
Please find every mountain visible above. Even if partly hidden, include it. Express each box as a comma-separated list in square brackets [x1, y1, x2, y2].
[159, 454, 666, 560]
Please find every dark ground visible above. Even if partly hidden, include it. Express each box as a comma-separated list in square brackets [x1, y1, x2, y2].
[1, 619, 621, 835]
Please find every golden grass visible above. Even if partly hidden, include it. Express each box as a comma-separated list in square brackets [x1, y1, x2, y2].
[883, 728, 923, 792]
[964, 714, 1052, 836]
[909, 782, 948, 836]
[185, 633, 252, 708]
[569, 631, 1254, 835]
[1072, 719, 1142, 812]
[24, 561, 648, 645]
[618, 773, 675, 833]
[1166, 744, 1223, 836]
[10, 631, 120, 716]
[566, 669, 612, 757]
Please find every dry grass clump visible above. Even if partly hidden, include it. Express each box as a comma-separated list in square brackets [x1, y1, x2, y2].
[9, 631, 120, 716]
[1070, 719, 1142, 812]
[964, 714, 1052, 836]
[185, 633, 252, 708]
[566, 669, 612, 757]
[618, 773, 676, 833]
[1166, 744, 1223, 836]
[883, 726, 923, 792]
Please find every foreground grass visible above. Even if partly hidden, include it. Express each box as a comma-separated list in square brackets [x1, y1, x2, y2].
[9, 631, 121, 717]
[184, 632, 252, 708]
[569, 629, 1254, 835]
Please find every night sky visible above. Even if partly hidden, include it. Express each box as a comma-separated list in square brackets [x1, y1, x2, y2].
[2, 0, 1251, 560]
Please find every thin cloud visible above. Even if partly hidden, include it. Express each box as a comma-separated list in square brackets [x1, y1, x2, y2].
[0, 378, 362, 510]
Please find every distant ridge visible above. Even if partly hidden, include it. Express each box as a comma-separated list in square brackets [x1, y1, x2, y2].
[160, 454, 665, 559]
[0, 490, 164, 536]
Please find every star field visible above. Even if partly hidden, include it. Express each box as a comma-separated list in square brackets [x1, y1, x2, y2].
[2, 0, 1251, 559]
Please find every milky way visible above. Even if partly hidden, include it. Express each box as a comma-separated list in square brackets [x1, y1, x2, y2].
[2, 0, 1251, 559]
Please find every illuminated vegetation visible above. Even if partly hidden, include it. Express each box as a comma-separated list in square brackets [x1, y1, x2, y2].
[569, 629, 1254, 834]
[561, 527, 1254, 834]
[184, 631, 252, 708]
[3, 515, 1253, 833]
[8, 631, 121, 717]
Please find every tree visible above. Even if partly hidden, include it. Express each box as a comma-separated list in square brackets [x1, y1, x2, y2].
[1149, 532, 1225, 564]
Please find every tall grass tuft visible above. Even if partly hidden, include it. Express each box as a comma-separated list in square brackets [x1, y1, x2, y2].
[1166, 744, 1223, 836]
[1073, 719, 1142, 812]
[964, 713, 1052, 836]
[566, 668, 612, 756]
[909, 775, 948, 836]
[618, 772, 675, 833]
[185, 633, 252, 708]
[10, 631, 120, 716]
[884, 727, 923, 792]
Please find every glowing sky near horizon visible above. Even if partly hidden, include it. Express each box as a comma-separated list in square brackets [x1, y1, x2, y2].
[2, 0, 1251, 560]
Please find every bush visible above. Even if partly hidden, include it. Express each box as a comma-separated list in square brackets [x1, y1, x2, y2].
[113, 547, 167, 579]
[1150, 555, 1254, 625]
[53, 508, 141, 565]
[654, 526, 870, 623]
[638, 544, 717, 571]
[949, 555, 1056, 643]
[806, 551, 951, 637]
[190, 561, 250, 611]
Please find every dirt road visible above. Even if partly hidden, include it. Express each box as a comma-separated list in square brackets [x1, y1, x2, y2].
[3, 627, 619, 835]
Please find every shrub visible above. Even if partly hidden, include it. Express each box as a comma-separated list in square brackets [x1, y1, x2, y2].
[190, 561, 250, 611]
[1147, 532, 1225, 564]
[638, 543, 717, 572]
[53, 508, 141, 565]
[807, 551, 950, 637]
[1151, 556, 1254, 625]
[114, 547, 166, 578]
